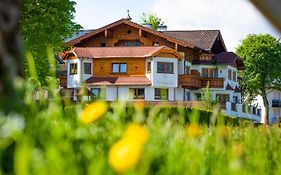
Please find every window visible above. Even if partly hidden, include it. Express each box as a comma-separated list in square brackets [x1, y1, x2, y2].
[157, 62, 174, 74]
[185, 66, 191, 74]
[91, 88, 106, 99]
[70, 63, 77, 75]
[129, 88, 145, 99]
[100, 42, 106, 47]
[228, 69, 232, 80]
[155, 88, 168, 100]
[84, 63, 91, 74]
[152, 42, 159, 46]
[195, 93, 201, 101]
[272, 99, 281, 107]
[216, 94, 230, 104]
[147, 61, 151, 73]
[233, 70, 237, 82]
[124, 40, 141, 46]
[201, 68, 218, 78]
[112, 63, 127, 73]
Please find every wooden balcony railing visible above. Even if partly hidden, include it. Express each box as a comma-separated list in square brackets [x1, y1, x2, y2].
[179, 74, 225, 89]
[59, 75, 67, 88]
[178, 74, 201, 90]
[201, 78, 224, 88]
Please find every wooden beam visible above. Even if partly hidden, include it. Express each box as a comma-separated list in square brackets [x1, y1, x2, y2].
[175, 43, 178, 51]
[139, 28, 142, 37]
[105, 29, 108, 37]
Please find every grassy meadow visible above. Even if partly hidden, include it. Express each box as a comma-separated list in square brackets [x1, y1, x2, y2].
[1, 54, 281, 175]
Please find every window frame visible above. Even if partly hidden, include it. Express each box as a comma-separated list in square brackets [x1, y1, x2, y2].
[147, 61, 151, 73]
[91, 88, 106, 99]
[157, 62, 174, 74]
[129, 88, 145, 100]
[83, 62, 92, 74]
[233, 70, 237, 82]
[228, 69, 232, 80]
[112, 63, 127, 74]
[154, 88, 169, 100]
[69, 63, 78, 75]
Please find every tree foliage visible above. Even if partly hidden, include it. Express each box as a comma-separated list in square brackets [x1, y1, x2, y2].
[140, 13, 164, 30]
[236, 34, 281, 124]
[20, 0, 81, 86]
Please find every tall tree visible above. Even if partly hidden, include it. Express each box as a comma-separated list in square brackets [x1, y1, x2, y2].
[0, 0, 22, 112]
[140, 13, 164, 30]
[20, 0, 81, 86]
[236, 34, 281, 125]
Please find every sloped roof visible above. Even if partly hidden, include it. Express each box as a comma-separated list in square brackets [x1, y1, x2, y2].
[86, 76, 151, 86]
[226, 84, 234, 91]
[65, 18, 195, 48]
[163, 30, 222, 51]
[63, 46, 183, 59]
[214, 52, 244, 69]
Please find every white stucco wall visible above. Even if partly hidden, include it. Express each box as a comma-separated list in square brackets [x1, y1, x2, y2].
[106, 86, 117, 101]
[151, 57, 178, 88]
[67, 58, 93, 88]
[67, 59, 81, 88]
[252, 90, 281, 123]
[175, 88, 184, 100]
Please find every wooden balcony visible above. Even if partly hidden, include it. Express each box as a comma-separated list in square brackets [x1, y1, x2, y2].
[201, 78, 224, 88]
[59, 75, 67, 88]
[178, 74, 201, 90]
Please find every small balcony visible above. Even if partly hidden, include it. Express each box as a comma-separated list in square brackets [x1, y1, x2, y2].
[178, 74, 201, 90]
[201, 78, 224, 88]
[59, 75, 67, 88]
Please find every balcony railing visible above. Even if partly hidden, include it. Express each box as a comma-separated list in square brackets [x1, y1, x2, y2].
[179, 74, 224, 89]
[59, 75, 67, 88]
[178, 74, 201, 90]
[201, 78, 224, 88]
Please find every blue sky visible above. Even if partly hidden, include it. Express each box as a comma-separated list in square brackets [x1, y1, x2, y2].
[73, 0, 280, 51]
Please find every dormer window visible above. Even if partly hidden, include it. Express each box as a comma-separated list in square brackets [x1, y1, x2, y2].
[152, 42, 159, 46]
[70, 63, 77, 75]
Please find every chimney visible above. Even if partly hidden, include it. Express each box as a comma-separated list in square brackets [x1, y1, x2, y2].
[142, 23, 152, 29]
[157, 25, 167, 31]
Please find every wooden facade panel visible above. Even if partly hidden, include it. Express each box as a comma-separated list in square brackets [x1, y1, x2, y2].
[76, 23, 195, 61]
[93, 57, 146, 77]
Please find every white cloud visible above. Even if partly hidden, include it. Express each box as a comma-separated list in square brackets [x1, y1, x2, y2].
[152, 0, 280, 51]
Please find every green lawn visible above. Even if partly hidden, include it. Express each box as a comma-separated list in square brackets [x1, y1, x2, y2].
[1, 93, 281, 174]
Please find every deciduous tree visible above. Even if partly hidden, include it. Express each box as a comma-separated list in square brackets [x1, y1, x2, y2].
[20, 0, 81, 86]
[139, 13, 164, 30]
[236, 34, 281, 125]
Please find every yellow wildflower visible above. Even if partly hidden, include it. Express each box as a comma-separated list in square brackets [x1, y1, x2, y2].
[80, 101, 107, 123]
[232, 143, 244, 158]
[134, 101, 145, 111]
[186, 124, 201, 138]
[108, 138, 142, 173]
[123, 124, 149, 145]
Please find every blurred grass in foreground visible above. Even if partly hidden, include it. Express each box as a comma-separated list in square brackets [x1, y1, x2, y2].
[1, 51, 281, 175]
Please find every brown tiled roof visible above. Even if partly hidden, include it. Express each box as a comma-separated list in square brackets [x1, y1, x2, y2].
[68, 46, 182, 59]
[66, 18, 195, 48]
[226, 84, 234, 91]
[85, 76, 151, 86]
[163, 30, 221, 50]
[214, 52, 244, 69]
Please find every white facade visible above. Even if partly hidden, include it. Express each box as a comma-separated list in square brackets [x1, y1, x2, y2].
[67, 58, 92, 88]
[150, 57, 178, 88]
[252, 90, 281, 123]
[65, 55, 260, 122]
